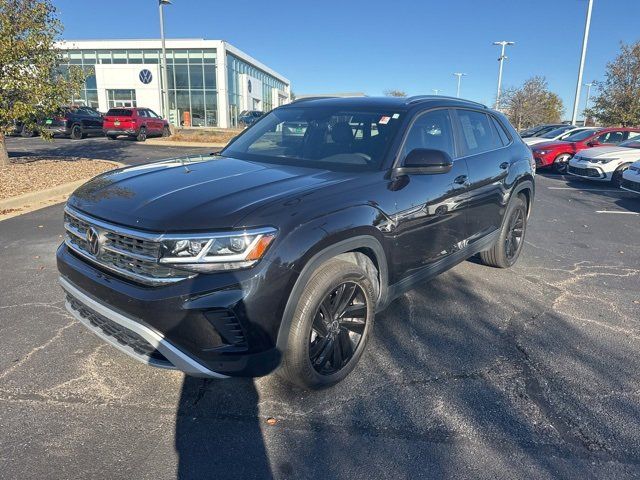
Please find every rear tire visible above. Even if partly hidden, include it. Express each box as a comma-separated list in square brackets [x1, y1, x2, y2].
[20, 126, 36, 138]
[136, 127, 147, 142]
[70, 124, 83, 140]
[479, 194, 528, 268]
[278, 257, 376, 389]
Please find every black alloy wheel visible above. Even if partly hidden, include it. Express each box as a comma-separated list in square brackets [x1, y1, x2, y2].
[504, 205, 525, 262]
[70, 124, 83, 140]
[136, 127, 147, 142]
[309, 281, 368, 375]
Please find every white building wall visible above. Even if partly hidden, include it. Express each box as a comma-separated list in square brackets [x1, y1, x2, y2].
[95, 64, 162, 113]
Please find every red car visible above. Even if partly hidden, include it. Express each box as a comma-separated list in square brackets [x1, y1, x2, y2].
[103, 107, 170, 142]
[531, 127, 640, 173]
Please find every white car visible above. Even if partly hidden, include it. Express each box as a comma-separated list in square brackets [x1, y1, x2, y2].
[567, 137, 640, 186]
[523, 126, 596, 146]
[621, 160, 640, 194]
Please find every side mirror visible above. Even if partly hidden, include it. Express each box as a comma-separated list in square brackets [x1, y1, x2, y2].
[586, 141, 598, 147]
[397, 148, 453, 175]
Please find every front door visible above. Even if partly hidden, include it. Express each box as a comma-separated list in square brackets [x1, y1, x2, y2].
[391, 108, 470, 279]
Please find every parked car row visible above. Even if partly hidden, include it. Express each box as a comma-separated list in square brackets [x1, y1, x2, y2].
[11, 106, 170, 142]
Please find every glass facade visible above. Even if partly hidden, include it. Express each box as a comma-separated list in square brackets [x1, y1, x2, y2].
[57, 43, 289, 128]
[227, 53, 288, 127]
[59, 48, 218, 126]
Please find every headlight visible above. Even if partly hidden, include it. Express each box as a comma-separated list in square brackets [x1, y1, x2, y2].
[594, 157, 618, 164]
[536, 150, 551, 155]
[158, 227, 277, 272]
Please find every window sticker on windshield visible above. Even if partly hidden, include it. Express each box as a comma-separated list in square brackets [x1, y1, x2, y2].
[392, 113, 400, 119]
[379, 116, 391, 125]
[459, 114, 478, 149]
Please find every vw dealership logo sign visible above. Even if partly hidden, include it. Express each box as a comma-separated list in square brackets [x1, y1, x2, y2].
[139, 69, 153, 84]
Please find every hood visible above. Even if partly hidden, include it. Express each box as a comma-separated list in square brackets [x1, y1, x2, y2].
[524, 137, 551, 146]
[532, 140, 571, 150]
[577, 145, 640, 159]
[67, 155, 352, 232]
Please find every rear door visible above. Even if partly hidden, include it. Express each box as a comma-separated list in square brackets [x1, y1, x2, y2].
[453, 108, 513, 240]
[391, 108, 470, 277]
[146, 109, 164, 133]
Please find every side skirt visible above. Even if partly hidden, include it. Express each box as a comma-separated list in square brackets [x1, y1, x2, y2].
[381, 229, 500, 308]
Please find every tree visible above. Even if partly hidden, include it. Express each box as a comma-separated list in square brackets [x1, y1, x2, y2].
[0, 0, 84, 166]
[586, 41, 640, 127]
[501, 76, 564, 130]
[384, 89, 407, 97]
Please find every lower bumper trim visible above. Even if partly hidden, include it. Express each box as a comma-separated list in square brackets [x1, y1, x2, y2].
[59, 276, 228, 379]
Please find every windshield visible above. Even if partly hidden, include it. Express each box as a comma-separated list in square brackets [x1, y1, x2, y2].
[541, 126, 574, 139]
[520, 126, 545, 137]
[563, 129, 600, 142]
[619, 138, 640, 149]
[222, 107, 404, 170]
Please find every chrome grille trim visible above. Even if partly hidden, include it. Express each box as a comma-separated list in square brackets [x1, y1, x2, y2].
[64, 206, 191, 286]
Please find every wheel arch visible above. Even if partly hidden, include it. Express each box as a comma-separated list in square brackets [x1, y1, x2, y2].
[510, 177, 535, 218]
[275, 235, 388, 352]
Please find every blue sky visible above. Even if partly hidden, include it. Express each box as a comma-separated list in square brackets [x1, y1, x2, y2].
[54, 0, 640, 119]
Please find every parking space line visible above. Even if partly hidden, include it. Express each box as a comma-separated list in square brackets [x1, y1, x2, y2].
[595, 210, 639, 215]
[548, 187, 624, 193]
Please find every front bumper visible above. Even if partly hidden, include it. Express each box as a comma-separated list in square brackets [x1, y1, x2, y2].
[567, 162, 608, 181]
[61, 276, 227, 377]
[57, 243, 293, 377]
[621, 175, 640, 194]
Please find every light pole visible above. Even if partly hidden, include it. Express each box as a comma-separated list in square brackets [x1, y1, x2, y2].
[493, 41, 515, 110]
[159, 0, 171, 123]
[583, 82, 594, 122]
[571, 0, 594, 125]
[453, 73, 467, 98]
[432, 89, 443, 95]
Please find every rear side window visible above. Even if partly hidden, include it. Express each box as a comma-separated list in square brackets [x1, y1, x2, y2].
[106, 109, 132, 117]
[138, 110, 148, 117]
[597, 130, 625, 144]
[490, 116, 511, 145]
[456, 110, 503, 155]
[402, 109, 455, 160]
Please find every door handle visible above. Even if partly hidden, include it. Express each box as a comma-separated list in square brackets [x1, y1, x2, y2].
[453, 175, 468, 185]
[499, 162, 510, 170]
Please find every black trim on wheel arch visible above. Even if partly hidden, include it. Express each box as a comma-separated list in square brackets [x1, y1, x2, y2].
[275, 236, 387, 353]
[509, 179, 535, 219]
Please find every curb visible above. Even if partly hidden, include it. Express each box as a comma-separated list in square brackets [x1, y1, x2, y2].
[0, 160, 125, 222]
[143, 138, 227, 148]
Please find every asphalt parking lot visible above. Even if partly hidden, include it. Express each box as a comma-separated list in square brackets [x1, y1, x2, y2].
[5, 134, 214, 164]
[1, 151, 640, 477]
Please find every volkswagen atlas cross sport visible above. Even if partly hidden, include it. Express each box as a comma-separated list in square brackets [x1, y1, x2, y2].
[57, 96, 535, 389]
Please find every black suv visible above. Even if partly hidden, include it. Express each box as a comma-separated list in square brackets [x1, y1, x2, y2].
[57, 96, 535, 389]
[42, 106, 104, 139]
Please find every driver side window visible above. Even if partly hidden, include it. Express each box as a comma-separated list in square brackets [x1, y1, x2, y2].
[402, 109, 455, 161]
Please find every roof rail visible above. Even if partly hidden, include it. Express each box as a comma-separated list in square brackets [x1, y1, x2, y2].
[405, 95, 487, 109]
[289, 96, 339, 104]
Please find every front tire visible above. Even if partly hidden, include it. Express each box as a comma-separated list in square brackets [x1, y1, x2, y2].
[21, 126, 36, 138]
[611, 165, 629, 187]
[162, 126, 170, 137]
[279, 258, 376, 389]
[479, 194, 528, 268]
[553, 153, 572, 173]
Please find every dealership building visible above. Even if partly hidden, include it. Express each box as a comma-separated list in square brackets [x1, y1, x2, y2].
[55, 39, 291, 128]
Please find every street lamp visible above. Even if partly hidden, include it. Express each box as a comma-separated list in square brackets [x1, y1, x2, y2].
[583, 82, 594, 122]
[571, 0, 594, 125]
[159, 0, 171, 123]
[493, 41, 515, 110]
[432, 89, 443, 95]
[453, 73, 467, 98]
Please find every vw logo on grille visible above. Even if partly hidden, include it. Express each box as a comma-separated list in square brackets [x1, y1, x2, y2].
[86, 227, 101, 256]
[139, 69, 153, 84]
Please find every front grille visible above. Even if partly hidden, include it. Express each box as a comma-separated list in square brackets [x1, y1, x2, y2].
[66, 293, 170, 365]
[64, 207, 189, 286]
[621, 178, 640, 193]
[568, 165, 601, 178]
